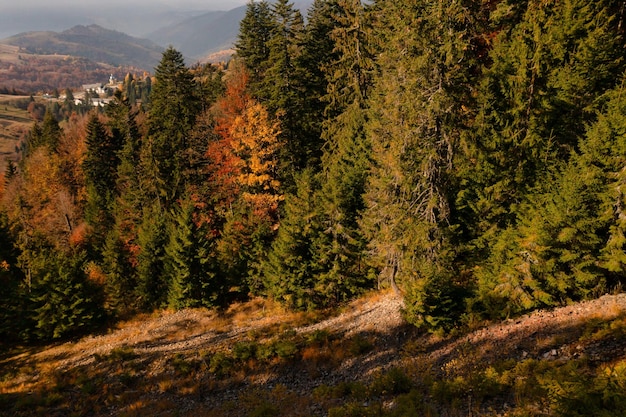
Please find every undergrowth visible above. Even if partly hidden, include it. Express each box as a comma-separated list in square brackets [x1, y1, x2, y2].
[1, 299, 626, 416]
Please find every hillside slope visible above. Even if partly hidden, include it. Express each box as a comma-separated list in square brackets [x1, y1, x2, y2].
[1, 24, 163, 70]
[2, 291, 626, 416]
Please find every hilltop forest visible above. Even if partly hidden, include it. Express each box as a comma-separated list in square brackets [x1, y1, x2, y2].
[2, 0, 626, 342]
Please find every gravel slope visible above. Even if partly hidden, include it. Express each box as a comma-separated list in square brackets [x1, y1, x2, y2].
[4, 291, 626, 416]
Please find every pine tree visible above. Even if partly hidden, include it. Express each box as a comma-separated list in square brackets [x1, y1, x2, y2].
[235, 0, 274, 95]
[311, 0, 376, 306]
[263, 169, 322, 309]
[144, 46, 201, 209]
[166, 199, 221, 309]
[362, 0, 482, 329]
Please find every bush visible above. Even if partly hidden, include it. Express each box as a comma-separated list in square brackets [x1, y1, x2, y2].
[232, 341, 258, 362]
[209, 352, 233, 378]
[370, 368, 413, 397]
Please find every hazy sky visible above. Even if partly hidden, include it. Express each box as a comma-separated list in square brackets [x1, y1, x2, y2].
[2, 1, 249, 11]
[0, 0, 251, 39]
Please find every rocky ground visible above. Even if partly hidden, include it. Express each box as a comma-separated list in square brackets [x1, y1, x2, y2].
[3, 291, 626, 416]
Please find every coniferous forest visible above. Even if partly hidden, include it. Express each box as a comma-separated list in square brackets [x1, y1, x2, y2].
[2, 0, 626, 342]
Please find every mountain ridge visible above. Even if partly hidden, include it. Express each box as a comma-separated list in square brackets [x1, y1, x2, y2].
[0, 24, 164, 71]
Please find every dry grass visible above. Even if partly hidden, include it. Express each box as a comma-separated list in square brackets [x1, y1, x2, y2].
[4, 292, 626, 417]
[0, 94, 34, 171]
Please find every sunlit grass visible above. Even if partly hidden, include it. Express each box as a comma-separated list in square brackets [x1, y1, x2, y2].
[1, 292, 626, 416]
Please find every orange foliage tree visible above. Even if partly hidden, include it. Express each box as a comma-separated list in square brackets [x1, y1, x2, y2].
[205, 61, 283, 290]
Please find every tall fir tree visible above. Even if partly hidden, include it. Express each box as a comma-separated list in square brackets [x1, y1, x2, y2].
[166, 199, 221, 309]
[83, 112, 121, 248]
[262, 168, 323, 309]
[135, 202, 169, 309]
[144, 46, 201, 209]
[293, 0, 341, 172]
[310, 0, 376, 306]
[235, 0, 274, 96]
[362, 0, 483, 330]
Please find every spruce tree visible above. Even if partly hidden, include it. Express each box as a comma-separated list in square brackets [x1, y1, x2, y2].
[468, 0, 626, 244]
[263, 169, 321, 309]
[144, 46, 201, 209]
[362, 0, 481, 329]
[135, 203, 169, 309]
[101, 228, 137, 315]
[166, 200, 221, 309]
[595, 85, 626, 277]
[27, 110, 61, 154]
[0, 210, 27, 342]
[83, 112, 121, 247]
[311, 0, 376, 306]
[467, 0, 626, 318]
[28, 249, 103, 340]
[235, 0, 274, 95]
[262, 0, 307, 183]
[294, 0, 342, 172]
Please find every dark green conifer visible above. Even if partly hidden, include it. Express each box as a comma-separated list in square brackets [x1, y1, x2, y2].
[362, 0, 485, 330]
[28, 250, 103, 340]
[235, 0, 274, 94]
[166, 200, 221, 309]
[144, 46, 201, 209]
[310, 0, 376, 306]
[263, 169, 322, 309]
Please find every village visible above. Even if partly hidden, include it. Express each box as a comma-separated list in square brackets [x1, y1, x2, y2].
[42, 74, 119, 107]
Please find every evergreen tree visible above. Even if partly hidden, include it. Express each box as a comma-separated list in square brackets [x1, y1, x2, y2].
[111, 96, 144, 257]
[144, 47, 201, 209]
[294, 0, 341, 172]
[4, 160, 17, 183]
[311, 0, 376, 306]
[0, 210, 27, 343]
[362, 0, 482, 329]
[28, 249, 103, 340]
[468, 0, 626, 244]
[235, 0, 274, 95]
[466, 0, 626, 318]
[135, 203, 168, 309]
[27, 110, 61, 154]
[263, 169, 322, 309]
[83, 112, 121, 246]
[101, 227, 136, 315]
[166, 200, 221, 309]
[594, 85, 626, 276]
[263, 0, 306, 182]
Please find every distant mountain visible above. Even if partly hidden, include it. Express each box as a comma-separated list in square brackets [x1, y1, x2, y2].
[147, 0, 314, 62]
[0, 24, 164, 71]
[147, 6, 245, 61]
[0, 4, 213, 41]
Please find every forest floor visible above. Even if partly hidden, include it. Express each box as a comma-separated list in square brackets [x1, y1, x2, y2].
[2, 290, 626, 416]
